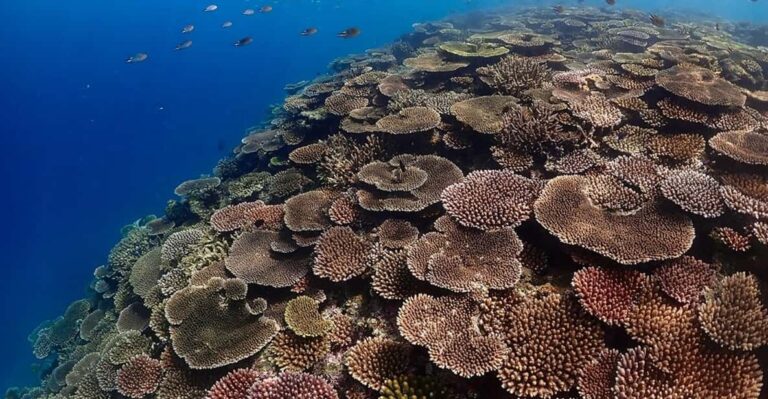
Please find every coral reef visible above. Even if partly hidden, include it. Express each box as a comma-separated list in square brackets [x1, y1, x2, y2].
[16, 5, 768, 399]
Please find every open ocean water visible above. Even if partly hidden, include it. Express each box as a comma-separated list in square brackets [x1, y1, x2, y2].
[1, 0, 767, 396]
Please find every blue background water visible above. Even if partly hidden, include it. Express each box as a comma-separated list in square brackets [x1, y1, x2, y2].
[0, 0, 765, 391]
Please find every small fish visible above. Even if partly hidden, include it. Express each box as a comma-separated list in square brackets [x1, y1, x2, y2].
[605, 0, 616, 5]
[553, 5, 564, 14]
[222, 21, 233, 28]
[300, 27, 318, 36]
[259, 5, 273, 13]
[125, 52, 148, 63]
[715, 23, 720, 31]
[182, 24, 195, 33]
[338, 27, 360, 38]
[204, 4, 218, 12]
[175, 40, 193, 50]
[649, 14, 665, 27]
[234, 37, 253, 47]
[243, 8, 255, 15]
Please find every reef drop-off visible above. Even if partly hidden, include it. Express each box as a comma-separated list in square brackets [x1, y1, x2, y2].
[12, 5, 768, 399]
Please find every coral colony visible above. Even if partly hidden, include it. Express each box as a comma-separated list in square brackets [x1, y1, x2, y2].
[14, 5, 768, 399]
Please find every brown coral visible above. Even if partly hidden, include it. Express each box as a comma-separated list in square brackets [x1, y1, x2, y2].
[655, 64, 746, 107]
[284, 190, 335, 232]
[654, 256, 716, 304]
[534, 175, 695, 264]
[659, 170, 724, 218]
[289, 143, 328, 165]
[407, 216, 523, 292]
[226, 230, 309, 287]
[210, 201, 284, 232]
[476, 55, 550, 95]
[709, 130, 768, 165]
[698, 273, 768, 351]
[376, 219, 419, 249]
[165, 277, 278, 369]
[116, 355, 163, 398]
[312, 226, 372, 282]
[345, 337, 411, 390]
[375, 106, 441, 134]
[207, 369, 266, 399]
[577, 349, 620, 399]
[441, 169, 542, 231]
[573, 267, 652, 325]
[451, 95, 518, 134]
[490, 292, 606, 398]
[247, 372, 338, 399]
[284, 296, 332, 337]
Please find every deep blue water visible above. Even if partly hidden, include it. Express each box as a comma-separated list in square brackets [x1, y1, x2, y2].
[0, 0, 766, 392]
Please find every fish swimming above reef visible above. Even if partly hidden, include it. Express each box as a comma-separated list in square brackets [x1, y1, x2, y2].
[243, 8, 255, 16]
[124, 52, 148, 63]
[260, 5, 273, 13]
[222, 21, 233, 28]
[338, 27, 360, 38]
[175, 40, 193, 51]
[181, 24, 195, 34]
[605, 0, 616, 5]
[301, 27, 318, 36]
[650, 14, 666, 27]
[234, 36, 253, 47]
[204, 4, 218, 12]
[553, 5, 564, 14]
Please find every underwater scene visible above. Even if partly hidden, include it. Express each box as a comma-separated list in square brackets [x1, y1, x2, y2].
[3, 0, 768, 397]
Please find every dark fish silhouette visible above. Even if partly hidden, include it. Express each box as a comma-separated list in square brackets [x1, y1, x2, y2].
[125, 53, 148, 63]
[301, 27, 318, 36]
[605, 0, 616, 5]
[553, 5, 564, 13]
[338, 27, 360, 38]
[175, 40, 193, 51]
[649, 14, 665, 27]
[234, 37, 253, 47]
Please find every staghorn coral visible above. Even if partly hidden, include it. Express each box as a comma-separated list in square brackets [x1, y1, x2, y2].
[577, 349, 620, 399]
[535, 175, 694, 264]
[318, 134, 387, 187]
[441, 169, 541, 231]
[165, 277, 279, 369]
[375, 219, 418, 249]
[476, 55, 550, 95]
[720, 173, 768, 219]
[698, 273, 768, 351]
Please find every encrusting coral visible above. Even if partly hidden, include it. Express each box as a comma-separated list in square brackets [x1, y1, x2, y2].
[17, 5, 768, 399]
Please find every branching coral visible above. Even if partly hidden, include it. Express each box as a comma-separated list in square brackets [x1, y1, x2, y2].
[441, 169, 541, 231]
[476, 55, 550, 95]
